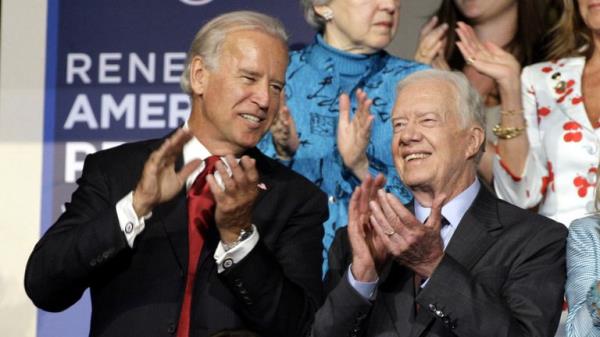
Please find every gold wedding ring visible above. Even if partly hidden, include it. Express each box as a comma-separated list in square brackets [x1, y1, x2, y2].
[384, 229, 396, 237]
[466, 56, 476, 65]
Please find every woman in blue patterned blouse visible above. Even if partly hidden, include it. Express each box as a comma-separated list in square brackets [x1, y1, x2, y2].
[258, 0, 427, 273]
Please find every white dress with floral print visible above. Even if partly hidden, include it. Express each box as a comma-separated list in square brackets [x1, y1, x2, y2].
[493, 57, 600, 226]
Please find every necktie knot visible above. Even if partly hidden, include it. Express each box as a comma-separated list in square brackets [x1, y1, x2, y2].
[190, 155, 220, 196]
[422, 216, 450, 227]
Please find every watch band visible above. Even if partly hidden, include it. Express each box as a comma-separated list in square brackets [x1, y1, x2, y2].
[222, 225, 254, 252]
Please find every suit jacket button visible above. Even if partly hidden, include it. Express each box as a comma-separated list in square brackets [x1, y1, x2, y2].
[167, 323, 176, 334]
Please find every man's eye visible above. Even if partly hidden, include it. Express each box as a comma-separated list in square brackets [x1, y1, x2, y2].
[271, 84, 283, 93]
[393, 121, 406, 131]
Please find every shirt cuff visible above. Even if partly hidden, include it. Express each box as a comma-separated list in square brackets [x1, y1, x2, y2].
[115, 191, 152, 248]
[214, 225, 259, 273]
[347, 265, 378, 301]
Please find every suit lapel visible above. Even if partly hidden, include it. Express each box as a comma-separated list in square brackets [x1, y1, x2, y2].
[410, 186, 502, 337]
[154, 149, 189, 274]
[379, 262, 416, 336]
[444, 186, 502, 271]
[245, 147, 273, 206]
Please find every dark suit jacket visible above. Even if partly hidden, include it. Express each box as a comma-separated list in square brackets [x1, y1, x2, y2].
[312, 186, 567, 337]
[25, 136, 327, 337]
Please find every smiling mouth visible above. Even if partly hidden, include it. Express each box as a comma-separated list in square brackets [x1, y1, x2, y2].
[374, 22, 393, 28]
[405, 153, 431, 161]
[240, 113, 264, 123]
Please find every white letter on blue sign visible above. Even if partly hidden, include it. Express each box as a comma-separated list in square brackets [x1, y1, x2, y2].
[64, 94, 99, 129]
[66, 53, 92, 84]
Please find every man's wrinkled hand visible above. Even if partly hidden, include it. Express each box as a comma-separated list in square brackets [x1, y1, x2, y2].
[207, 155, 259, 244]
[133, 128, 201, 217]
[369, 192, 447, 278]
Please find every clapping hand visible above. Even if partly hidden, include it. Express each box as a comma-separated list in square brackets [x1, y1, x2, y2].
[414, 16, 450, 70]
[133, 128, 201, 217]
[207, 155, 260, 244]
[369, 192, 447, 278]
[270, 95, 299, 160]
[348, 174, 388, 282]
[455, 22, 521, 92]
[337, 89, 374, 181]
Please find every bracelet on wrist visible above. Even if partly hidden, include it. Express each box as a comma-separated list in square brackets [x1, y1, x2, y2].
[500, 108, 524, 116]
[492, 122, 527, 140]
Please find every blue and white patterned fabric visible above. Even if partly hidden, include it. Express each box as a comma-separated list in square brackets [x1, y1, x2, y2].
[259, 35, 428, 273]
[566, 215, 600, 336]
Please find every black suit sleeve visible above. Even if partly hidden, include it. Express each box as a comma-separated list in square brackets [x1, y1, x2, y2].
[219, 177, 328, 337]
[24, 151, 134, 312]
[311, 228, 373, 337]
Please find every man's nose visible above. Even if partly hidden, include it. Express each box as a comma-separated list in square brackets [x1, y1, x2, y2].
[400, 122, 421, 143]
[379, 0, 398, 12]
[252, 81, 270, 109]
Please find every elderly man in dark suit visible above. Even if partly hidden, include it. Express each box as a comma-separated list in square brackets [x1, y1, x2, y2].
[312, 69, 567, 337]
[25, 11, 326, 337]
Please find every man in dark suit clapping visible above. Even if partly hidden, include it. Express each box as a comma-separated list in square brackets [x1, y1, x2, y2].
[25, 11, 326, 337]
[312, 69, 567, 337]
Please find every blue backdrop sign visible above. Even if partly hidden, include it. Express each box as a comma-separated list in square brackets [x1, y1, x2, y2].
[40, 1, 313, 336]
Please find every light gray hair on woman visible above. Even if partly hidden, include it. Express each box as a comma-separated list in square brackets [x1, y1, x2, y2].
[180, 10, 288, 95]
[301, 0, 331, 32]
[395, 69, 486, 161]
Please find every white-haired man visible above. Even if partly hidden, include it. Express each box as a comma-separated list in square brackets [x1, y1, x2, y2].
[312, 69, 567, 336]
[25, 11, 326, 337]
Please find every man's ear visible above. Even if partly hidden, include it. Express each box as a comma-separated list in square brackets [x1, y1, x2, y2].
[189, 55, 208, 96]
[465, 124, 485, 159]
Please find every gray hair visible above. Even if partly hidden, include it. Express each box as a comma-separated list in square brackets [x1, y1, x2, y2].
[396, 69, 486, 161]
[180, 11, 288, 95]
[301, 0, 331, 31]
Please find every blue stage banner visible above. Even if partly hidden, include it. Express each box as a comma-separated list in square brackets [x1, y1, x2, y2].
[40, 1, 313, 336]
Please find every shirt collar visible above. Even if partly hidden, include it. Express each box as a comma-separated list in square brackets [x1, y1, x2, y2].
[182, 123, 239, 191]
[182, 122, 213, 164]
[414, 179, 481, 228]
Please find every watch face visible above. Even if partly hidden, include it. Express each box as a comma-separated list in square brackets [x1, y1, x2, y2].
[240, 227, 253, 240]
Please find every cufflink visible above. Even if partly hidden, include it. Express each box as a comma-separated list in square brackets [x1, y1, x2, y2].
[222, 258, 234, 269]
[125, 222, 133, 234]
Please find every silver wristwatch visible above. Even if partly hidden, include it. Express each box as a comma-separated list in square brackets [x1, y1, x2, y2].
[222, 225, 254, 252]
